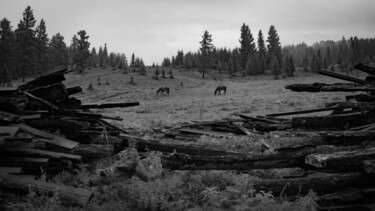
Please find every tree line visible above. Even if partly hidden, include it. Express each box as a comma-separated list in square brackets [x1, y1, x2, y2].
[167, 24, 375, 79]
[0, 6, 132, 86]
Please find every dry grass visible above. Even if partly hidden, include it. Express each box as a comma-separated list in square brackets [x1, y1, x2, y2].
[64, 67, 357, 130]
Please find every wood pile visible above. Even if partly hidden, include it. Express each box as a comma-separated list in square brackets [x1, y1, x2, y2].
[157, 63, 375, 210]
[0, 69, 139, 206]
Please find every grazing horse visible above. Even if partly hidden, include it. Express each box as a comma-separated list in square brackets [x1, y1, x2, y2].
[157, 87, 170, 96]
[215, 85, 227, 95]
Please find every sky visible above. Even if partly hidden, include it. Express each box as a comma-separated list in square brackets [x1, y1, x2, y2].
[0, 0, 374, 65]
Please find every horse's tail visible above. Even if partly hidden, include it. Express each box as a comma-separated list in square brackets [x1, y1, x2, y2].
[214, 88, 217, 95]
[224, 86, 227, 95]
[157, 88, 160, 95]
[166, 87, 170, 95]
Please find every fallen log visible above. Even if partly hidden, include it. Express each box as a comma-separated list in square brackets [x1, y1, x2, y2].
[66, 86, 82, 95]
[178, 128, 237, 138]
[346, 94, 375, 102]
[120, 134, 240, 156]
[305, 147, 375, 170]
[285, 83, 375, 92]
[0, 157, 49, 174]
[28, 83, 69, 103]
[0, 173, 93, 206]
[318, 70, 367, 84]
[291, 112, 375, 130]
[269, 131, 375, 150]
[79, 102, 140, 109]
[354, 63, 375, 75]
[161, 147, 318, 170]
[253, 172, 370, 196]
[71, 144, 115, 159]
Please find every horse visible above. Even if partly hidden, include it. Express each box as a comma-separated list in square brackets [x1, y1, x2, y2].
[157, 87, 170, 96]
[215, 85, 227, 95]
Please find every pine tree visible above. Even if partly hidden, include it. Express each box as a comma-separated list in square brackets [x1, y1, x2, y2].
[199, 30, 214, 79]
[49, 33, 68, 69]
[103, 43, 108, 68]
[89, 47, 97, 69]
[282, 54, 291, 77]
[239, 23, 256, 72]
[98, 46, 103, 67]
[257, 30, 267, 74]
[289, 56, 296, 76]
[131, 53, 135, 70]
[35, 19, 49, 74]
[314, 49, 323, 72]
[266, 25, 282, 69]
[73, 30, 90, 74]
[0, 18, 15, 79]
[15, 6, 37, 81]
[271, 56, 280, 79]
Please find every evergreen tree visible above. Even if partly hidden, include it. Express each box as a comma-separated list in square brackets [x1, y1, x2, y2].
[98, 46, 103, 67]
[289, 56, 296, 76]
[239, 23, 255, 71]
[139, 59, 146, 75]
[302, 52, 309, 72]
[49, 33, 68, 69]
[35, 19, 49, 74]
[314, 49, 323, 72]
[176, 50, 184, 67]
[89, 47, 97, 69]
[0, 18, 15, 78]
[266, 25, 282, 69]
[131, 53, 135, 70]
[103, 43, 108, 68]
[282, 54, 291, 77]
[73, 30, 90, 74]
[15, 6, 37, 81]
[257, 30, 267, 74]
[270, 56, 280, 79]
[199, 30, 214, 79]
[326, 46, 331, 66]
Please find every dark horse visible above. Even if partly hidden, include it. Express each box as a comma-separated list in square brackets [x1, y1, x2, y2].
[157, 87, 170, 96]
[215, 85, 227, 95]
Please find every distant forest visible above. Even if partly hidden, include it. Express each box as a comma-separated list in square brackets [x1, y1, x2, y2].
[1, 6, 375, 85]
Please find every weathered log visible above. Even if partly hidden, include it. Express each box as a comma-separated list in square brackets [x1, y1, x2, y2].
[291, 112, 375, 130]
[0, 157, 48, 174]
[3, 148, 81, 161]
[18, 68, 72, 91]
[71, 144, 114, 158]
[28, 83, 69, 103]
[161, 147, 318, 170]
[178, 128, 237, 138]
[270, 131, 375, 150]
[354, 63, 375, 76]
[25, 117, 85, 132]
[0, 173, 93, 206]
[233, 113, 281, 124]
[266, 106, 348, 117]
[54, 97, 82, 109]
[253, 172, 370, 196]
[79, 101, 140, 109]
[346, 94, 375, 102]
[305, 147, 375, 170]
[66, 86, 82, 95]
[0, 126, 19, 137]
[0, 167, 23, 174]
[120, 133, 240, 156]
[285, 83, 375, 92]
[318, 70, 367, 84]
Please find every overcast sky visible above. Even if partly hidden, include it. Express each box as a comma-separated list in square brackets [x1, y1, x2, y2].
[1, 0, 374, 65]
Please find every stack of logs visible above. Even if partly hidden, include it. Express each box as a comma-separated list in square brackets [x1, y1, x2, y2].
[0, 69, 139, 206]
[155, 63, 375, 210]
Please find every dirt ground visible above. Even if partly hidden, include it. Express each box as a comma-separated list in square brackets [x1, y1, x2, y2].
[62, 67, 361, 130]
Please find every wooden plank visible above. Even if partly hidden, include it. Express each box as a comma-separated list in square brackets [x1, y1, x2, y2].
[0, 173, 93, 206]
[79, 101, 140, 109]
[18, 68, 71, 91]
[0, 126, 19, 137]
[266, 106, 347, 117]
[66, 86, 82, 95]
[19, 114, 42, 120]
[37, 136, 79, 150]
[3, 137, 33, 142]
[285, 83, 375, 92]
[13, 123, 54, 139]
[234, 113, 281, 124]
[178, 128, 235, 138]
[4, 148, 81, 161]
[318, 70, 367, 84]
[0, 167, 22, 174]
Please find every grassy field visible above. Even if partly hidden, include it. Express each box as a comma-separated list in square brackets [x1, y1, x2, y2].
[64, 67, 355, 131]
